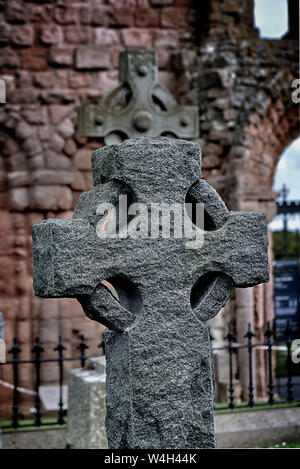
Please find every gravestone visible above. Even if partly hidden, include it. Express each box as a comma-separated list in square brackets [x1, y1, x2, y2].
[32, 137, 269, 449]
[77, 49, 198, 144]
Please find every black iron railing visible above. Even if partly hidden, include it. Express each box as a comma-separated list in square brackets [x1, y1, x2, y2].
[0, 323, 299, 430]
[0, 336, 105, 430]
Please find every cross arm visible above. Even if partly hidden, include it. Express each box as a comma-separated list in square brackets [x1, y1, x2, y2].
[189, 211, 269, 288]
[32, 218, 107, 298]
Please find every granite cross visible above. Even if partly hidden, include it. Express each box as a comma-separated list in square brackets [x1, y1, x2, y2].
[77, 49, 199, 144]
[32, 137, 269, 449]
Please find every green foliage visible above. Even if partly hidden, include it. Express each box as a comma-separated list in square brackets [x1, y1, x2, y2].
[273, 230, 300, 259]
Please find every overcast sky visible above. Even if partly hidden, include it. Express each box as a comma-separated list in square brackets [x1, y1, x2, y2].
[255, 0, 300, 231]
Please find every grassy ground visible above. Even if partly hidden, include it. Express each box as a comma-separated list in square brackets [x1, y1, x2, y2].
[214, 401, 300, 414]
[263, 441, 300, 449]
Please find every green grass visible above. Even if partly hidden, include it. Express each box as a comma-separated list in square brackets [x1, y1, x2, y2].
[260, 441, 300, 449]
[0, 416, 66, 433]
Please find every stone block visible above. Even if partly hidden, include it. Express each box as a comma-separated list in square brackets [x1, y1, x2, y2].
[21, 47, 48, 71]
[58, 187, 73, 211]
[65, 26, 92, 44]
[7, 171, 30, 187]
[11, 25, 34, 46]
[67, 357, 108, 449]
[135, 7, 160, 27]
[7, 88, 39, 104]
[69, 72, 93, 89]
[153, 29, 179, 49]
[109, 7, 135, 26]
[94, 28, 120, 46]
[75, 47, 111, 70]
[8, 187, 29, 211]
[58, 119, 75, 139]
[54, 5, 78, 24]
[0, 259, 16, 296]
[22, 135, 42, 156]
[5, 1, 27, 23]
[33, 71, 57, 88]
[15, 121, 36, 140]
[29, 3, 53, 23]
[90, 6, 113, 26]
[161, 7, 188, 27]
[29, 185, 61, 210]
[22, 105, 48, 125]
[50, 133, 66, 153]
[49, 47, 74, 67]
[150, 0, 174, 5]
[45, 152, 72, 170]
[49, 104, 73, 125]
[30, 169, 74, 186]
[92, 71, 118, 95]
[0, 46, 20, 68]
[64, 138, 77, 156]
[71, 171, 87, 191]
[40, 24, 63, 45]
[40, 89, 76, 104]
[27, 155, 45, 170]
[0, 22, 12, 44]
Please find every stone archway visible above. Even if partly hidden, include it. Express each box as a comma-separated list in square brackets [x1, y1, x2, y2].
[191, 5, 299, 398]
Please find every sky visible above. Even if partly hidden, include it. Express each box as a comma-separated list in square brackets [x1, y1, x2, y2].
[254, 0, 300, 231]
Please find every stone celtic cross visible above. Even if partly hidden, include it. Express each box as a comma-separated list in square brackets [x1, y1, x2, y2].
[77, 49, 199, 144]
[32, 137, 269, 449]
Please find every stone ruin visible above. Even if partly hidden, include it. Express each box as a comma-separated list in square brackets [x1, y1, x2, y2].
[0, 0, 298, 416]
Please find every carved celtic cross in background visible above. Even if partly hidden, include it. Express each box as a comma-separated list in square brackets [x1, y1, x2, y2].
[77, 49, 199, 144]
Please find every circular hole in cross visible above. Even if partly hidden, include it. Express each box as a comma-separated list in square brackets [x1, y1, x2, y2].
[190, 272, 233, 322]
[185, 190, 218, 231]
[102, 275, 143, 316]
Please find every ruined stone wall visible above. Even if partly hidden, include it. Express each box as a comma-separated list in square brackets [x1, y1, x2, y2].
[0, 0, 198, 416]
[0, 0, 299, 413]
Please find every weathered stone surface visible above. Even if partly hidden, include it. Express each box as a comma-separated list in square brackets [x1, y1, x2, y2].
[121, 28, 153, 48]
[11, 25, 34, 46]
[33, 137, 269, 449]
[67, 357, 107, 449]
[94, 28, 119, 46]
[77, 49, 199, 141]
[9, 187, 29, 211]
[49, 47, 74, 66]
[40, 24, 63, 45]
[65, 26, 92, 44]
[21, 47, 48, 71]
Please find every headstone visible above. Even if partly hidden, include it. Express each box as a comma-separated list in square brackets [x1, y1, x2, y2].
[67, 357, 107, 449]
[77, 49, 198, 144]
[32, 137, 269, 449]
